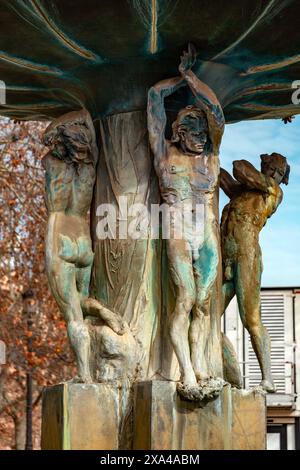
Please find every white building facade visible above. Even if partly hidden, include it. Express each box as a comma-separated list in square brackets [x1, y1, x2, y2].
[223, 287, 300, 450]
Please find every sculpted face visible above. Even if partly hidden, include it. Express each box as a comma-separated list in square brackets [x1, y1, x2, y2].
[172, 106, 209, 155]
[260, 153, 289, 185]
[263, 163, 285, 184]
[179, 122, 208, 154]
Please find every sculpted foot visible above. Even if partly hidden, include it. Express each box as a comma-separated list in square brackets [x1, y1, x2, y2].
[75, 363, 93, 383]
[105, 315, 127, 336]
[183, 370, 198, 387]
[68, 373, 93, 384]
[195, 370, 209, 382]
[260, 379, 276, 393]
[176, 369, 197, 398]
[80, 371, 93, 383]
[177, 382, 203, 401]
[177, 376, 225, 402]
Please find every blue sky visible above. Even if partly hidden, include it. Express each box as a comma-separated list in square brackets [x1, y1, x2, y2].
[220, 117, 300, 287]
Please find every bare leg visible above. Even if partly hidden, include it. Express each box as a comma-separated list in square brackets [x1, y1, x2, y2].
[222, 280, 235, 314]
[67, 318, 92, 383]
[47, 258, 92, 382]
[75, 263, 92, 299]
[235, 251, 276, 392]
[189, 304, 209, 381]
[167, 239, 197, 387]
[221, 280, 243, 387]
[222, 332, 243, 388]
[191, 229, 219, 380]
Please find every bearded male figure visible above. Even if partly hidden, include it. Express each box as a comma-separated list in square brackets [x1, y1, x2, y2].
[148, 45, 225, 400]
[220, 153, 290, 392]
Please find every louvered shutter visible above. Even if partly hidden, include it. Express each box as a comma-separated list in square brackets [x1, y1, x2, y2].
[246, 293, 286, 392]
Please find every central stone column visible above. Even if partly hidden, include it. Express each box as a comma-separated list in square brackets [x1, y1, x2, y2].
[90, 110, 162, 380]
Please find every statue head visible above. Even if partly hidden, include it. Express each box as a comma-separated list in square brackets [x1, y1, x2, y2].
[260, 152, 290, 185]
[171, 105, 208, 154]
[43, 109, 98, 166]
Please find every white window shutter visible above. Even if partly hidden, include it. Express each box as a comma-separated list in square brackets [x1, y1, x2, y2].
[246, 293, 286, 392]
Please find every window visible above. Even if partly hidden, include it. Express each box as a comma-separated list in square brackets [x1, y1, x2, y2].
[247, 293, 286, 392]
[267, 425, 287, 450]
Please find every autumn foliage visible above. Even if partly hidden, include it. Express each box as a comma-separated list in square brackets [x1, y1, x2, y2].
[0, 118, 74, 450]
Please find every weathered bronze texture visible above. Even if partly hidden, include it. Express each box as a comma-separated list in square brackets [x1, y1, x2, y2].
[222, 332, 243, 389]
[41, 383, 120, 450]
[1, 1, 300, 123]
[89, 110, 160, 382]
[0, 0, 294, 450]
[220, 154, 290, 392]
[148, 45, 225, 401]
[133, 381, 266, 450]
[43, 109, 128, 383]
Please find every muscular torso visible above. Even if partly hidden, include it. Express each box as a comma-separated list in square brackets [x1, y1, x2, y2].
[43, 153, 95, 216]
[222, 185, 283, 251]
[43, 153, 96, 266]
[155, 143, 219, 207]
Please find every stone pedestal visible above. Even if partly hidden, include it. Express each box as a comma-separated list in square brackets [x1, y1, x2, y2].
[41, 383, 121, 450]
[133, 381, 266, 450]
[42, 381, 266, 450]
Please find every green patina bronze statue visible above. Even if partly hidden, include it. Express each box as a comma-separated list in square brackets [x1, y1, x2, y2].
[220, 153, 290, 393]
[148, 45, 225, 400]
[43, 109, 127, 383]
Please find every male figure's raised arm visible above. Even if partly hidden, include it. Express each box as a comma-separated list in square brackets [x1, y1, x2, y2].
[147, 76, 184, 165]
[220, 168, 243, 199]
[179, 44, 225, 154]
[233, 159, 274, 193]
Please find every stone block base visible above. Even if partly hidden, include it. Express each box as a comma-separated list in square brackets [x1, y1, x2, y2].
[41, 383, 120, 450]
[41, 381, 266, 450]
[133, 381, 266, 450]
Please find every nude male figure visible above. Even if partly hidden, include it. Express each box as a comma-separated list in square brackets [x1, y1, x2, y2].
[220, 153, 290, 392]
[148, 45, 225, 399]
[43, 109, 126, 383]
